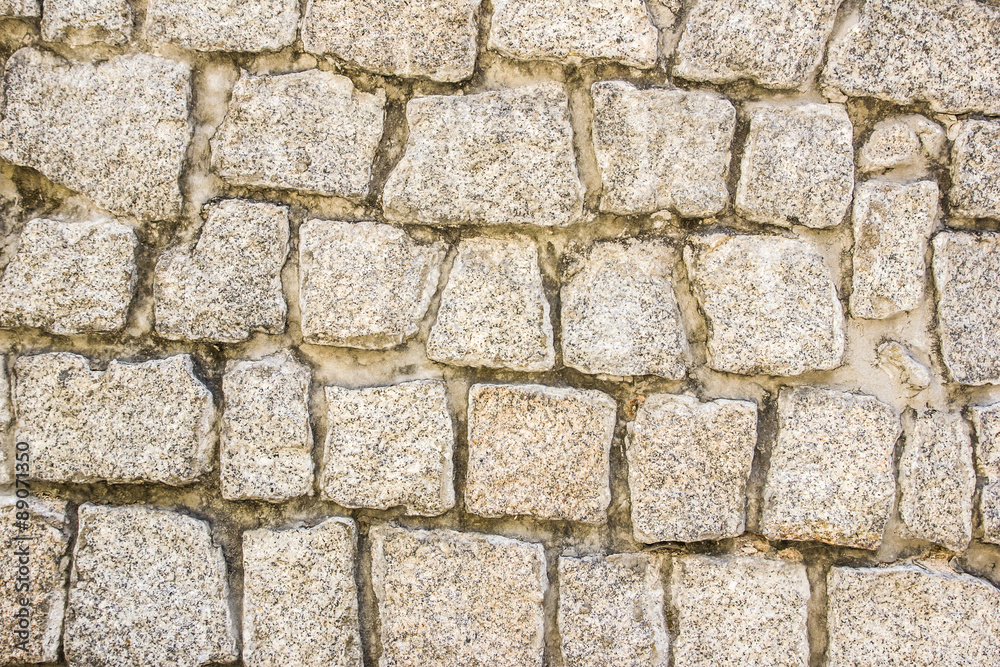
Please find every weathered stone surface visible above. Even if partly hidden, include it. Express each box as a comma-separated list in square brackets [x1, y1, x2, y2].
[370, 525, 546, 667]
[302, 0, 481, 82]
[0, 218, 137, 335]
[143, 0, 298, 52]
[13, 353, 214, 485]
[0, 48, 190, 221]
[674, 0, 841, 89]
[932, 231, 1000, 385]
[212, 70, 385, 199]
[0, 0, 38, 16]
[561, 240, 688, 379]
[243, 518, 361, 667]
[65, 504, 237, 667]
[858, 115, 945, 174]
[761, 386, 900, 549]
[950, 120, 1000, 219]
[972, 403, 1000, 544]
[558, 554, 667, 667]
[0, 497, 69, 664]
[466, 383, 616, 523]
[489, 0, 657, 68]
[899, 412, 974, 552]
[41, 0, 132, 46]
[684, 234, 845, 376]
[735, 104, 854, 229]
[827, 565, 1000, 666]
[220, 351, 313, 502]
[591, 81, 735, 218]
[672, 556, 810, 667]
[824, 0, 1000, 115]
[627, 394, 757, 543]
[321, 380, 454, 516]
[154, 199, 288, 343]
[299, 220, 446, 349]
[383, 85, 584, 227]
[876, 341, 932, 392]
[0, 356, 9, 430]
[427, 237, 554, 371]
[850, 180, 938, 319]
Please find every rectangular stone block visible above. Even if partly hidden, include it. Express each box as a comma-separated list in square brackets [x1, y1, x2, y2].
[972, 403, 1000, 544]
[949, 119, 1000, 219]
[143, 0, 298, 52]
[41, 0, 132, 46]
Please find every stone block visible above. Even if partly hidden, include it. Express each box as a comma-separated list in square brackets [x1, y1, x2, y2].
[950, 119, 1000, 219]
[876, 341, 932, 392]
[972, 403, 1000, 544]
[858, 115, 945, 174]
[41, 0, 132, 45]
[0, 0, 38, 16]
[143, 0, 298, 52]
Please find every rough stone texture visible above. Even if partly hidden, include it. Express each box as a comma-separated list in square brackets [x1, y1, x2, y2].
[154, 199, 288, 343]
[427, 237, 554, 371]
[876, 341, 932, 391]
[370, 525, 547, 667]
[0, 497, 70, 664]
[850, 180, 938, 319]
[671, 556, 810, 667]
[560, 240, 688, 379]
[949, 120, 1000, 219]
[0, 218, 138, 334]
[41, 0, 132, 46]
[382, 85, 584, 227]
[827, 565, 1000, 666]
[212, 70, 385, 199]
[972, 403, 1000, 545]
[65, 504, 237, 667]
[220, 351, 313, 502]
[298, 220, 446, 349]
[674, 0, 841, 89]
[321, 380, 455, 516]
[735, 104, 854, 229]
[858, 115, 945, 174]
[0, 0, 38, 16]
[932, 231, 1000, 385]
[0, 48, 190, 221]
[489, 0, 658, 68]
[898, 412, 975, 552]
[13, 353, 214, 485]
[466, 383, 616, 524]
[302, 0, 481, 82]
[684, 234, 845, 376]
[557, 554, 667, 667]
[591, 81, 736, 218]
[0, 355, 9, 429]
[243, 518, 361, 667]
[761, 386, 900, 549]
[143, 0, 298, 52]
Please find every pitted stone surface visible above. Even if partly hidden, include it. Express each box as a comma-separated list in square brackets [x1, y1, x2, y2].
[823, 0, 1000, 115]
[427, 237, 554, 371]
[591, 81, 736, 218]
[761, 386, 900, 549]
[735, 104, 854, 229]
[65, 505, 237, 667]
[627, 394, 757, 543]
[154, 199, 288, 343]
[143, 0, 298, 52]
[466, 383, 616, 524]
[13, 353, 214, 485]
[858, 115, 945, 174]
[243, 518, 361, 667]
[850, 180, 938, 319]
[299, 220, 446, 349]
[827, 565, 1000, 666]
[489, 0, 658, 68]
[41, 0, 132, 46]
[0, 0, 38, 16]
[561, 240, 688, 379]
[972, 403, 1000, 544]
[370, 525, 546, 667]
[212, 70, 385, 199]
[220, 352, 313, 502]
[684, 234, 845, 376]
[382, 85, 584, 227]
[0, 218, 138, 334]
[877, 341, 932, 392]
[949, 120, 1000, 219]
[672, 556, 810, 667]
[302, 0, 481, 82]
[674, 0, 841, 89]
[321, 380, 455, 516]
[558, 554, 667, 667]
[0, 48, 190, 221]
[932, 231, 1000, 385]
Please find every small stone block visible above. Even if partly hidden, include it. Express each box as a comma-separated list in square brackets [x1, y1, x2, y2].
[972, 402, 1000, 544]
[143, 0, 298, 52]
[950, 119, 1000, 219]
[41, 0, 132, 46]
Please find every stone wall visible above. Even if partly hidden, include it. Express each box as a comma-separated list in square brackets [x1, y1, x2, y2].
[0, 0, 998, 665]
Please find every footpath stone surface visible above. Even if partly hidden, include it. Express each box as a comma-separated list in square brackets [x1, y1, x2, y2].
[41, 0, 132, 46]
[858, 115, 945, 174]
[972, 402, 1000, 544]
[949, 120, 1000, 219]
[143, 0, 298, 52]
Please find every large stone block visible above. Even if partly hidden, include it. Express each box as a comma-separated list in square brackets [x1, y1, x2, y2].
[949, 120, 1000, 219]
[41, 0, 132, 46]
[972, 402, 1000, 544]
[143, 0, 298, 52]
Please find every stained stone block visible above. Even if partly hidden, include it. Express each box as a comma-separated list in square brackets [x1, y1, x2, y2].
[298, 220, 446, 349]
[627, 394, 757, 543]
[972, 403, 1000, 544]
[591, 81, 736, 218]
[41, 0, 132, 46]
[858, 115, 945, 174]
[466, 383, 616, 524]
[949, 120, 1000, 219]
[143, 0, 298, 52]
[0, 0, 38, 16]
[761, 386, 900, 549]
